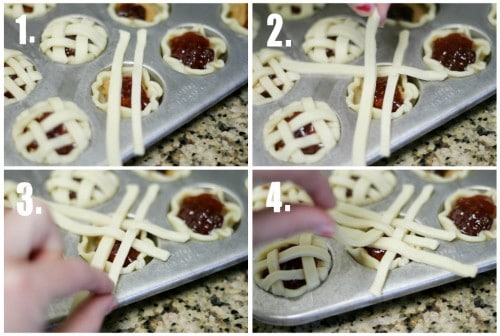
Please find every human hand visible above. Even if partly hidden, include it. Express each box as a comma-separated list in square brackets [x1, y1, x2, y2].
[253, 171, 336, 247]
[4, 200, 116, 332]
[349, 3, 391, 26]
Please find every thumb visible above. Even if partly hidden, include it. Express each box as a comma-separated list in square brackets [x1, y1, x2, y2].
[253, 205, 335, 247]
[57, 294, 116, 332]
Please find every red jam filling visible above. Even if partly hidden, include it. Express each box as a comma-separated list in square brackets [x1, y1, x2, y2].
[177, 193, 225, 235]
[25, 112, 74, 155]
[431, 33, 476, 71]
[274, 112, 323, 155]
[373, 77, 404, 112]
[448, 195, 496, 236]
[120, 76, 150, 110]
[65, 35, 77, 57]
[115, 4, 147, 20]
[108, 241, 140, 267]
[22, 5, 34, 13]
[169, 32, 215, 70]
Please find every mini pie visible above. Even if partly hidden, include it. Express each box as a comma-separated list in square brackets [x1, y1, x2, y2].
[4, 180, 20, 209]
[253, 48, 300, 105]
[423, 26, 491, 77]
[438, 187, 496, 242]
[413, 170, 469, 183]
[134, 170, 191, 182]
[267, 4, 325, 21]
[167, 186, 242, 241]
[4, 49, 42, 106]
[302, 16, 366, 64]
[346, 74, 419, 119]
[91, 66, 163, 118]
[385, 4, 436, 28]
[221, 3, 248, 35]
[331, 184, 477, 296]
[263, 97, 341, 164]
[329, 170, 397, 206]
[489, 4, 496, 26]
[161, 25, 227, 75]
[108, 3, 169, 28]
[253, 181, 313, 211]
[12, 97, 91, 164]
[46, 170, 119, 208]
[254, 233, 332, 298]
[51, 184, 190, 283]
[4, 3, 55, 19]
[40, 15, 108, 65]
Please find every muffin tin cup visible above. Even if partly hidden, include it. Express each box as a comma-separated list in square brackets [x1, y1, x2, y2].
[5, 169, 248, 322]
[4, 3, 248, 166]
[253, 170, 496, 326]
[252, 3, 496, 166]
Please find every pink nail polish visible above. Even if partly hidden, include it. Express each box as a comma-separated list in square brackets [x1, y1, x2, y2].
[355, 4, 373, 13]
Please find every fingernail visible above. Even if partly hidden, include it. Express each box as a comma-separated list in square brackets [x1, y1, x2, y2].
[352, 4, 374, 16]
[316, 226, 335, 238]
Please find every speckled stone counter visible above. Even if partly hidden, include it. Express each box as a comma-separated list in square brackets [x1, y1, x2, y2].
[253, 270, 496, 332]
[376, 96, 496, 166]
[102, 263, 248, 332]
[127, 87, 248, 166]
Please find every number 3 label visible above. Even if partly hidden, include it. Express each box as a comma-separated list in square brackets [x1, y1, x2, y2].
[16, 182, 34, 216]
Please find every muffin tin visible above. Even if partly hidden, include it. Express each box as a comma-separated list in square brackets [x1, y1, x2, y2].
[4, 169, 248, 322]
[4, 3, 248, 166]
[253, 170, 496, 326]
[252, 3, 496, 166]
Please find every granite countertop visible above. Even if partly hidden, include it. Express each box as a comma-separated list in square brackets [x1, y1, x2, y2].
[127, 87, 248, 166]
[253, 270, 496, 332]
[376, 96, 496, 166]
[102, 263, 248, 332]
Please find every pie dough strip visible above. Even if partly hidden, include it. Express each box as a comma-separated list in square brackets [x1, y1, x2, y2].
[373, 237, 477, 278]
[380, 30, 409, 157]
[131, 29, 147, 156]
[352, 10, 379, 165]
[370, 185, 432, 295]
[109, 183, 159, 284]
[91, 185, 139, 270]
[393, 218, 455, 241]
[48, 201, 188, 242]
[279, 59, 447, 81]
[107, 30, 130, 166]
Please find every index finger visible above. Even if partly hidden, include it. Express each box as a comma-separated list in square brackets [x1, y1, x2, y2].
[253, 170, 335, 208]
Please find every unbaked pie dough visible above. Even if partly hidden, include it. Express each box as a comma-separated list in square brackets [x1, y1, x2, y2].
[254, 233, 332, 298]
[161, 25, 227, 76]
[91, 66, 163, 118]
[263, 97, 341, 164]
[108, 3, 168, 28]
[346, 74, 419, 119]
[134, 170, 191, 182]
[268, 4, 325, 21]
[40, 15, 108, 65]
[50, 184, 190, 284]
[4, 180, 20, 209]
[331, 184, 477, 296]
[489, 4, 497, 26]
[423, 26, 491, 77]
[167, 186, 242, 241]
[413, 170, 469, 183]
[12, 97, 91, 164]
[385, 4, 436, 28]
[438, 187, 496, 242]
[329, 170, 397, 206]
[253, 48, 300, 105]
[5, 3, 55, 19]
[46, 170, 119, 208]
[221, 3, 248, 35]
[253, 181, 313, 211]
[4, 49, 42, 106]
[302, 16, 366, 64]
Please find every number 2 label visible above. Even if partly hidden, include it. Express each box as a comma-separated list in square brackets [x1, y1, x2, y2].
[267, 14, 292, 48]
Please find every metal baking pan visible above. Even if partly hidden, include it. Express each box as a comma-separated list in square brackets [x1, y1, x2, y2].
[4, 169, 248, 322]
[253, 170, 496, 326]
[4, 3, 248, 166]
[252, 3, 496, 166]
